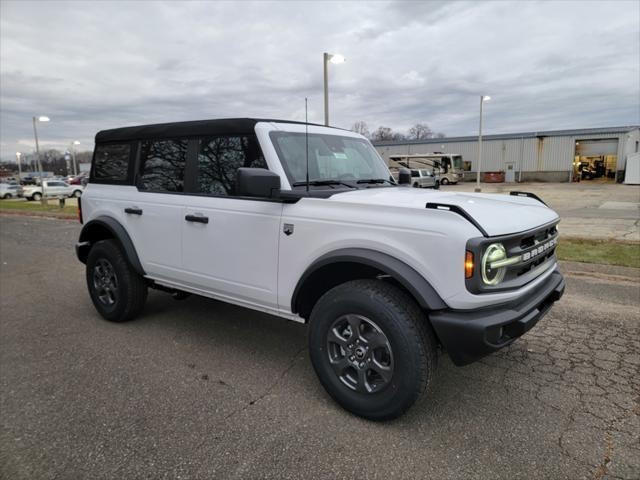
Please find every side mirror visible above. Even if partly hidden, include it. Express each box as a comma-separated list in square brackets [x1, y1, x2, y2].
[236, 168, 281, 198]
[398, 167, 411, 186]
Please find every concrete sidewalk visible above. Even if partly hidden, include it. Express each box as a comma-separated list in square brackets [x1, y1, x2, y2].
[445, 181, 640, 242]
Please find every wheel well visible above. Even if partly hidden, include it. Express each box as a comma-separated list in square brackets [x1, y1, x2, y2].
[77, 223, 115, 263]
[293, 261, 422, 320]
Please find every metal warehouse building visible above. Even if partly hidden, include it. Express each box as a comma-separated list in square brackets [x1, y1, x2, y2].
[374, 126, 640, 183]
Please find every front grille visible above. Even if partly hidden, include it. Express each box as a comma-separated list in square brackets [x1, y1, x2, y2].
[466, 220, 559, 293]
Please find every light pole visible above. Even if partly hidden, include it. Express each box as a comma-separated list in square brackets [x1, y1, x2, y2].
[475, 95, 491, 192]
[32, 115, 50, 205]
[15, 152, 22, 180]
[70, 140, 80, 176]
[323, 52, 345, 126]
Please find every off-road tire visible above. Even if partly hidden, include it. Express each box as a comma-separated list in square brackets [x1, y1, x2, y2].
[86, 239, 147, 322]
[308, 279, 437, 420]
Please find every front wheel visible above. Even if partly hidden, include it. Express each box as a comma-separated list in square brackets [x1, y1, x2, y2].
[2, 194, 11, 199]
[73, 190, 82, 198]
[441, 178, 450, 185]
[32, 192, 42, 201]
[86, 239, 147, 322]
[308, 279, 437, 420]
[412, 182, 419, 188]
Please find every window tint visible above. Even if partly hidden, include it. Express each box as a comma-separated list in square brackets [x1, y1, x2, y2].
[93, 144, 131, 181]
[411, 170, 419, 177]
[139, 139, 188, 192]
[197, 136, 266, 196]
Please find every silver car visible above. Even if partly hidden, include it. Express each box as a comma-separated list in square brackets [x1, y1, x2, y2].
[410, 169, 440, 189]
[0, 183, 23, 199]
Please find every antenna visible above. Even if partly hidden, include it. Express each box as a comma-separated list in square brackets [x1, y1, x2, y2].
[305, 97, 309, 193]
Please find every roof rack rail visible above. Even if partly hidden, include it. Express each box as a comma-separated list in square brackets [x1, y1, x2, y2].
[509, 191, 547, 206]
[425, 203, 489, 237]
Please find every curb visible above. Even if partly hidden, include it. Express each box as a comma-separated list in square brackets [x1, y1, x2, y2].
[0, 210, 77, 221]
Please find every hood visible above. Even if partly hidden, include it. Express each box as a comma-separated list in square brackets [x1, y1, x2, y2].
[328, 187, 559, 237]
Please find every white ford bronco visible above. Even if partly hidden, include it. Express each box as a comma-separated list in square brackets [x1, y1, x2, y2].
[76, 119, 564, 420]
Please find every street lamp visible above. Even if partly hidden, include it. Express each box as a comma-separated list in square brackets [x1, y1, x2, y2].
[15, 152, 22, 180]
[475, 95, 491, 192]
[32, 115, 50, 204]
[323, 52, 345, 126]
[70, 140, 80, 176]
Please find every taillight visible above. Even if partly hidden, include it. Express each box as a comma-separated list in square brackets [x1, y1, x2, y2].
[465, 251, 474, 279]
[78, 196, 83, 224]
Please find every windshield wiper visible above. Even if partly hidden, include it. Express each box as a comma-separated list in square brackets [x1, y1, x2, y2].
[356, 178, 395, 185]
[292, 180, 356, 189]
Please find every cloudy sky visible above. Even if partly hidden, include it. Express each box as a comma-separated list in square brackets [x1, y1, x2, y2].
[1, 0, 638, 160]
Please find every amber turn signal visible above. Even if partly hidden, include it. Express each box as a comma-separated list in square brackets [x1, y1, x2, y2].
[465, 251, 474, 279]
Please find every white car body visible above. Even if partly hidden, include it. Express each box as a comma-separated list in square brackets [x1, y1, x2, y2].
[0, 183, 23, 199]
[80, 121, 559, 319]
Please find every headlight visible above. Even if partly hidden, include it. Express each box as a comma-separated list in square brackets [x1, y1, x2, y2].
[481, 243, 507, 285]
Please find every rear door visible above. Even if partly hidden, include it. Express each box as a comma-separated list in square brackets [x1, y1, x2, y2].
[122, 139, 188, 280]
[179, 134, 282, 311]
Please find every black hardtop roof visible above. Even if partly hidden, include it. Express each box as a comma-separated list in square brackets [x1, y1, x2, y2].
[95, 118, 335, 143]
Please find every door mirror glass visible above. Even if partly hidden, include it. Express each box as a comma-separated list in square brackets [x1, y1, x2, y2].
[236, 168, 281, 198]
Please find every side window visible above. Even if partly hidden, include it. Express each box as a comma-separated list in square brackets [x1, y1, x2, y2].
[411, 170, 419, 177]
[196, 135, 266, 196]
[139, 139, 188, 192]
[93, 144, 131, 182]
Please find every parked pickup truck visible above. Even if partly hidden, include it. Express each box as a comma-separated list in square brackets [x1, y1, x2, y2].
[75, 118, 564, 420]
[23, 180, 84, 201]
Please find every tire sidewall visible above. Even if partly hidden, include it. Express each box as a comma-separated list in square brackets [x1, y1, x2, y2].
[86, 241, 132, 321]
[309, 284, 427, 419]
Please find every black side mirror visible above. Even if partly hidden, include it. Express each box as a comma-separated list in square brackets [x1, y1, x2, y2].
[398, 167, 411, 186]
[236, 168, 281, 198]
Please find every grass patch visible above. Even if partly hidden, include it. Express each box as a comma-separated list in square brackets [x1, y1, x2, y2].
[557, 238, 640, 268]
[0, 200, 77, 216]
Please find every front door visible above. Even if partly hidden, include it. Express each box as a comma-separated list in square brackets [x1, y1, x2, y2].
[505, 162, 516, 182]
[179, 135, 282, 310]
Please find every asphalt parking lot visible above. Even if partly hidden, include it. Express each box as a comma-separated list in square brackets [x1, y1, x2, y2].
[1, 215, 639, 479]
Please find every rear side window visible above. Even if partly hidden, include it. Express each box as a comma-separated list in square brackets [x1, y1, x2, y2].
[196, 135, 266, 196]
[139, 139, 188, 192]
[93, 144, 131, 182]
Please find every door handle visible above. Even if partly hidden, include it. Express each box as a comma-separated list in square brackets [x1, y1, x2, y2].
[185, 214, 209, 224]
[125, 207, 143, 215]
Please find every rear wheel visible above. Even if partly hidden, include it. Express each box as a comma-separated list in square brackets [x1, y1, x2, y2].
[73, 190, 82, 198]
[308, 279, 437, 420]
[86, 239, 147, 322]
[413, 182, 419, 188]
[32, 192, 42, 201]
[2, 194, 11, 199]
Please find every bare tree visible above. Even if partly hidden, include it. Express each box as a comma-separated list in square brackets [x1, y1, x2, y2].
[351, 121, 370, 138]
[408, 123, 434, 140]
[435, 132, 446, 139]
[370, 126, 393, 141]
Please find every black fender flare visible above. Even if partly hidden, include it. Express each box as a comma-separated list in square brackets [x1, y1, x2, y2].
[291, 248, 447, 313]
[76, 216, 145, 276]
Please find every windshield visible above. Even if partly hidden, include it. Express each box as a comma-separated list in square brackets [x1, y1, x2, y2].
[451, 155, 463, 171]
[270, 132, 392, 186]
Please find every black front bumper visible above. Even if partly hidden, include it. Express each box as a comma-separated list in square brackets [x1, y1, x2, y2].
[430, 269, 565, 366]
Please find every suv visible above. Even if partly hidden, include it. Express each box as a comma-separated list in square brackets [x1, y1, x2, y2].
[76, 119, 564, 420]
[23, 180, 84, 201]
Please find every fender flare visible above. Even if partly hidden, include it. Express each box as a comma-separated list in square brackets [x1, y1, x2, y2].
[291, 248, 447, 313]
[76, 216, 145, 276]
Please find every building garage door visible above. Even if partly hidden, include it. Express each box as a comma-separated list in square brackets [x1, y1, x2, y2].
[575, 138, 619, 182]
[575, 139, 618, 156]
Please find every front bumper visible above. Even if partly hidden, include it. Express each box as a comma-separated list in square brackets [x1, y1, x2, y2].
[430, 269, 565, 366]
